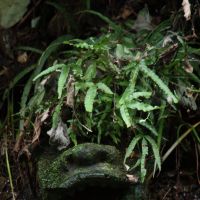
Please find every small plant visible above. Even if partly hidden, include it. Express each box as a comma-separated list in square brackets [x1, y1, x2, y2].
[18, 11, 200, 182]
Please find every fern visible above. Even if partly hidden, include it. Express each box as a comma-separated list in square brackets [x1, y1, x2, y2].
[33, 64, 65, 81]
[124, 134, 143, 163]
[139, 60, 178, 103]
[97, 82, 113, 95]
[138, 121, 158, 136]
[84, 85, 97, 112]
[119, 63, 140, 104]
[83, 64, 96, 81]
[130, 92, 152, 100]
[57, 65, 70, 99]
[34, 35, 73, 90]
[141, 138, 148, 182]
[52, 103, 62, 128]
[65, 39, 94, 50]
[145, 135, 161, 171]
[127, 101, 159, 112]
[120, 105, 132, 127]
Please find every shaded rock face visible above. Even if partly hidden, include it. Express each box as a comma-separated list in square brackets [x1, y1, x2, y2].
[37, 143, 132, 200]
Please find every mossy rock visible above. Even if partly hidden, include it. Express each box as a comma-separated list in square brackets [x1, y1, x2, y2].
[38, 143, 132, 199]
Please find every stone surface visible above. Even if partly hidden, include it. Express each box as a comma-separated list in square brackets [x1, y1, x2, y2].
[37, 143, 131, 199]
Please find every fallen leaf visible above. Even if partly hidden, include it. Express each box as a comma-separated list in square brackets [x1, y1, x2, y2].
[66, 75, 75, 108]
[32, 110, 50, 143]
[184, 59, 193, 73]
[40, 108, 50, 122]
[182, 0, 191, 21]
[32, 115, 42, 143]
[126, 174, 139, 183]
[162, 36, 173, 47]
[47, 120, 70, 150]
[17, 52, 28, 64]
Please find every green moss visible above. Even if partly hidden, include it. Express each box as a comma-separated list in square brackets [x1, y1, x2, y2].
[38, 143, 127, 189]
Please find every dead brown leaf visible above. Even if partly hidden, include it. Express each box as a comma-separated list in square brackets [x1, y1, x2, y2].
[182, 0, 191, 21]
[32, 110, 50, 143]
[66, 75, 75, 108]
[126, 174, 139, 183]
[17, 52, 28, 64]
[184, 59, 193, 73]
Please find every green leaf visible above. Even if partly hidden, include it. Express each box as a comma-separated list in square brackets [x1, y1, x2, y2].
[145, 135, 161, 171]
[97, 82, 113, 95]
[116, 44, 124, 59]
[127, 101, 159, 112]
[116, 44, 132, 60]
[84, 85, 97, 112]
[139, 60, 178, 103]
[52, 104, 62, 128]
[57, 65, 70, 99]
[138, 121, 158, 136]
[33, 64, 65, 81]
[120, 105, 132, 127]
[34, 35, 73, 89]
[15, 46, 43, 54]
[141, 138, 148, 182]
[124, 134, 143, 163]
[19, 72, 35, 130]
[81, 10, 119, 31]
[83, 64, 96, 81]
[37, 35, 73, 74]
[119, 63, 139, 105]
[130, 92, 152, 100]
[2, 64, 36, 102]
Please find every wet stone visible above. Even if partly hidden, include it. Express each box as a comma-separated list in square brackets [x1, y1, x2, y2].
[37, 143, 134, 200]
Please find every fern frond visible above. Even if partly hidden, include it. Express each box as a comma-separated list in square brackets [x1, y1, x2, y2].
[138, 121, 158, 136]
[84, 85, 97, 112]
[124, 134, 143, 163]
[145, 135, 161, 171]
[33, 64, 65, 81]
[141, 138, 148, 182]
[19, 74, 35, 131]
[52, 103, 62, 128]
[130, 92, 152, 100]
[127, 101, 159, 112]
[97, 82, 113, 95]
[34, 35, 73, 90]
[66, 39, 94, 50]
[120, 105, 132, 127]
[57, 65, 70, 99]
[39, 35, 73, 68]
[83, 64, 96, 81]
[139, 60, 178, 103]
[119, 64, 139, 105]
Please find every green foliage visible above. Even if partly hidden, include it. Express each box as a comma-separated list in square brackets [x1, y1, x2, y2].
[139, 60, 178, 103]
[19, 10, 200, 182]
[57, 65, 70, 99]
[84, 85, 97, 113]
[141, 138, 148, 182]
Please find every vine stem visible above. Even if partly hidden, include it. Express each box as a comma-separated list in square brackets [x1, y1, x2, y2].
[5, 147, 16, 200]
[147, 121, 200, 182]
[162, 121, 200, 162]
